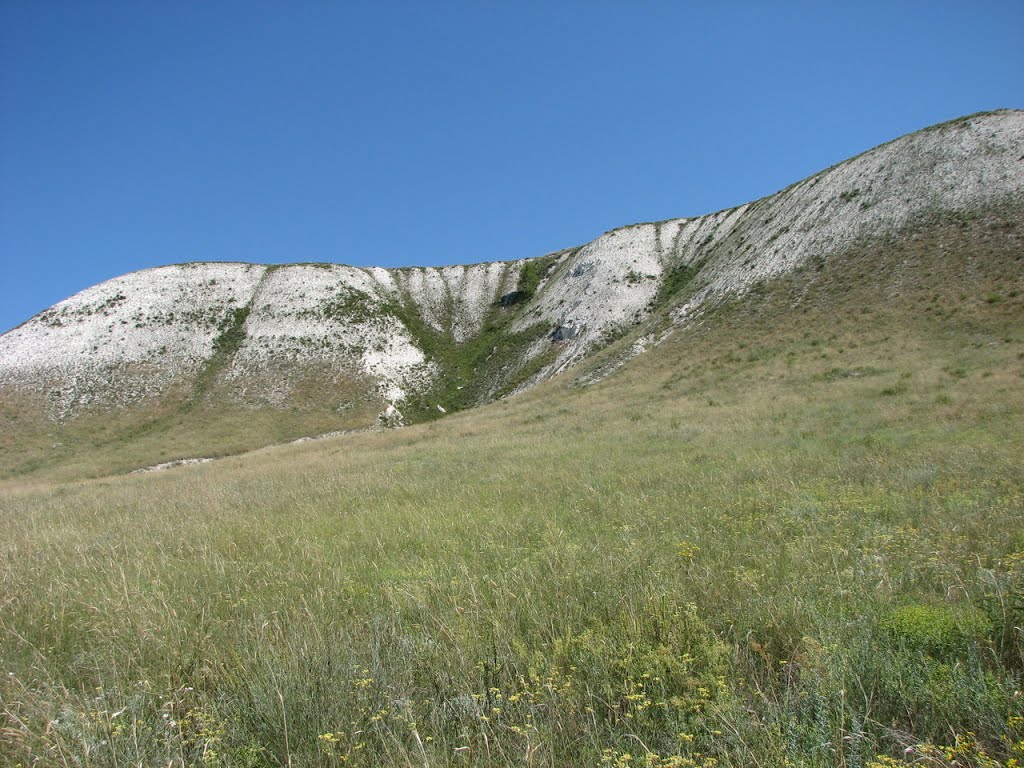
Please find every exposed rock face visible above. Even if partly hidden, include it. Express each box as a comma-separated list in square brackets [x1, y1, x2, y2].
[377, 404, 404, 429]
[2, 110, 1022, 424]
[0, 263, 267, 419]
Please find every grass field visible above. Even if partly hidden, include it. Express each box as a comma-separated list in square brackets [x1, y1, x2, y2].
[2, 213, 1023, 767]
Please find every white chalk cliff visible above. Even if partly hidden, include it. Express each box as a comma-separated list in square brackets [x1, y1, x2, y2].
[2, 110, 1022, 423]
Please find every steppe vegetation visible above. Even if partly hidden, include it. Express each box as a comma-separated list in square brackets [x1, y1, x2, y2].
[2, 211, 1023, 766]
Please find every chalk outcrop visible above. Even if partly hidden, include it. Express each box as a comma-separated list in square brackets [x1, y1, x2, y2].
[2, 110, 1022, 424]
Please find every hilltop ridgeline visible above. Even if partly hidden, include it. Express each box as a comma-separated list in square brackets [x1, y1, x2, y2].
[2, 110, 1022, 426]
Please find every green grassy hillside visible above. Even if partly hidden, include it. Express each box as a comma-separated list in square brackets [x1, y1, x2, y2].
[1, 206, 1023, 766]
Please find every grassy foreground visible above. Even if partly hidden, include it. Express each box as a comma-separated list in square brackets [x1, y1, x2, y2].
[2, 220, 1024, 766]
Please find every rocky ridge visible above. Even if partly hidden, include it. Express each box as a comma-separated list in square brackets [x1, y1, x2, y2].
[2, 110, 1022, 425]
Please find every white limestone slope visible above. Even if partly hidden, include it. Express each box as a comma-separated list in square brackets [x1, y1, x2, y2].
[2, 110, 1022, 421]
[506, 110, 1024, 385]
[226, 261, 521, 404]
[368, 261, 519, 342]
[226, 264, 430, 405]
[0, 256, 522, 417]
[510, 224, 665, 376]
[0, 263, 267, 418]
[673, 110, 1024, 305]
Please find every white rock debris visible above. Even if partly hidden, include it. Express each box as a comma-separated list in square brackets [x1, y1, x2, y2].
[131, 457, 214, 474]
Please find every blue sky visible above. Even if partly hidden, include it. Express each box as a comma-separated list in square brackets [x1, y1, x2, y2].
[1, 1, 1022, 333]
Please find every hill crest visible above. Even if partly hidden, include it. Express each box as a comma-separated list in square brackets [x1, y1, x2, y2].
[1, 109, 1022, 459]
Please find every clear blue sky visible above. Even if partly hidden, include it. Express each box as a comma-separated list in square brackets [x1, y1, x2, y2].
[2, 1, 1022, 333]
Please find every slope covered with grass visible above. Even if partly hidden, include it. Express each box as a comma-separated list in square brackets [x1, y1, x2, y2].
[2, 205, 1023, 766]
[3, 111, 1021, 485]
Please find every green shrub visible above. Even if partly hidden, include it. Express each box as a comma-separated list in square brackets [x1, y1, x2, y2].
[878, 604, 991, 658]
